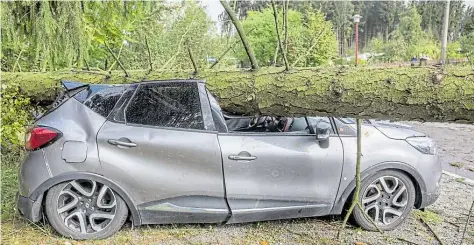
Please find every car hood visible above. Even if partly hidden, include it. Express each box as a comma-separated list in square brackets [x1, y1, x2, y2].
[372, 124, 425, 140]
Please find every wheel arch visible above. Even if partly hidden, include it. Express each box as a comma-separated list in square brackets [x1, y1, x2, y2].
[330, 162, 427, 215]
[30, 172, 141, 225]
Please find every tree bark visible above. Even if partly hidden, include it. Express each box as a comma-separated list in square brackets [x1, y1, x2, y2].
[220, 0, 259, 71]
[3, 66, 474, 123]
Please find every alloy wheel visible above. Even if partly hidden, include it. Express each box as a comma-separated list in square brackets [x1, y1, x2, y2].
[56, 180, 117, 234]
[361, 176, 409, 225]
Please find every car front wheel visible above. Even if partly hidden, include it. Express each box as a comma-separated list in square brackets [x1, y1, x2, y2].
[44, 179, 128, 240]
[352, 170, 416, 231]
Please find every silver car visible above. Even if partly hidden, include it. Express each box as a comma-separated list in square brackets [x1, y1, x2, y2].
[17, 80, 441, 240]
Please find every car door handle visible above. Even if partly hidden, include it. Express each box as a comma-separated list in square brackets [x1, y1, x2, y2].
[228, 155, 257, 161]
[107, 138, 137, 148]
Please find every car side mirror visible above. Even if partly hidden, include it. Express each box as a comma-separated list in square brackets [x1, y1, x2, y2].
[307, 119, 331, 141]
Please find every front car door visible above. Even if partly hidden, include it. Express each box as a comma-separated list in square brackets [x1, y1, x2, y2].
[97, 81, 229, 225]
[215, 110, 344, 223]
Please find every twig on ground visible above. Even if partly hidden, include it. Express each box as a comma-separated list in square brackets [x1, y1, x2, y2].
[284, 228, 317, 242]
[419, 217, 445, 245]
[357, 203, 383, 233]
[397, 237, 421, 245]
[444, 220, 460, 228]
[459, 200, 474, 245]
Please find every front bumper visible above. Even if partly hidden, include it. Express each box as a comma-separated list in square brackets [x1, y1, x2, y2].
[419, 174, 441, 208]
[17, 193, 43, 222]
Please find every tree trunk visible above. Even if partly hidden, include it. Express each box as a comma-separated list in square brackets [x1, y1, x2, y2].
[3, 66, 474, 123]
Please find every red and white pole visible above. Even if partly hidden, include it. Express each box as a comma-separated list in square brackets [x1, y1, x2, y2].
[355, 22, 359, 67]
[353, 14, 362, 67]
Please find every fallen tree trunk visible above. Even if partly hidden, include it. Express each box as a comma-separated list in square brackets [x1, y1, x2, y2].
[2, 66, 474, 123]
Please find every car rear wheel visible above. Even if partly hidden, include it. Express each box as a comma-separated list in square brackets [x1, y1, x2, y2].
[45, 179, 128, 240]
[352, 170, 416, 231]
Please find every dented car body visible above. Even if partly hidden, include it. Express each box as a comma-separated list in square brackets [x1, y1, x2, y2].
[17, 80, 442, 239]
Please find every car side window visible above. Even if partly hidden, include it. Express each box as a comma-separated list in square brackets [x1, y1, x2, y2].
[125, 82, 204, 130]
[305, 117, 335, 134]
[225, 116, 333, 134]
[74, 85, 126, 118]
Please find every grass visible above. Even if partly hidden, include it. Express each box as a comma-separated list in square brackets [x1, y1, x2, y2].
[450, 162, 465, 168]
[455, 177, 466, 183]
[1, 152, 24, 221]
[411, 209, 443, 224]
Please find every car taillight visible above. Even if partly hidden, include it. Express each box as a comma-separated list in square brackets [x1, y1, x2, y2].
[25, 126, 62, 151]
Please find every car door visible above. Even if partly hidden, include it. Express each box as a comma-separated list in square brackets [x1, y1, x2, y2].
[217, 116, 344, 223]
[96, 81, 229, 225]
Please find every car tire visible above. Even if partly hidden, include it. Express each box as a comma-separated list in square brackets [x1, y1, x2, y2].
[352, 170, 416, 231]
[44, 179, 128, 240]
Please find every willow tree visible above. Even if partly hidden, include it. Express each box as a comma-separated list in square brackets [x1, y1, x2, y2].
[1, 1, 87, 71]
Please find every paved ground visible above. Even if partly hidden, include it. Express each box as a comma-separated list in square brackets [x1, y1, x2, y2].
[405, 122, 474, 180]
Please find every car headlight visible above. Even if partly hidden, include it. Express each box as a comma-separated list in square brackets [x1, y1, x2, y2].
[406, 137, 437, 155]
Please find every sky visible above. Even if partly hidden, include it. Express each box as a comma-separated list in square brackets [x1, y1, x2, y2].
[201, 0, 224, 25]
[201, 0, 474, 29]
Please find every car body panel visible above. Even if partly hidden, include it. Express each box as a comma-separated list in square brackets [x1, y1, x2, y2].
[218, 133, 344, 223]
[19, 98, 105, 197]
[96, 121, 229, 224]
[330, 125, 440, 214]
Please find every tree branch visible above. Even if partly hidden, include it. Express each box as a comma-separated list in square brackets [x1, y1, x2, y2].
[104, 42, 129, 77]
[145, 35, 153, 72]
[83, 58, 90, 71]
[210, 28, 256, 69]
[220, 0, 259, 71]
[107, 43, 124, 72]
[338, 118, 363, 240]
[459, 200, 474, 245]
[186, 43, 199, 75]
[12, 47, 24, 72]
[419, 217, 445, 245]
[283, 0, 289, 54]
[271, 0, 289, 71]
[292, 31, 324, 67]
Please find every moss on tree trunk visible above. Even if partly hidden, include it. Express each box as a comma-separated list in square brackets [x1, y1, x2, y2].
[2, 66, 474, 123]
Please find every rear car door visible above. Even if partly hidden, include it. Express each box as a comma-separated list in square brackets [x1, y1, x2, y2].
[96, 81, 229, 224]
[217, 116, 344, 223]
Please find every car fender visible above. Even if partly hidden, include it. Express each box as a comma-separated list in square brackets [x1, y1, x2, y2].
[29, 172, 141, 225]
[329, 161, 427, 215]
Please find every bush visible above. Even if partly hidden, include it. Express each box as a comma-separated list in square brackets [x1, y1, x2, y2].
[1, 83, 32, 154]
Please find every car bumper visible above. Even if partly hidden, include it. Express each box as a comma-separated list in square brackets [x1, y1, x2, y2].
[419, 171, 442, 208]
[17, 192, 43, 222]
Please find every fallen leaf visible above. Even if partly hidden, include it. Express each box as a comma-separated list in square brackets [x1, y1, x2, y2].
[354, 242, 367, 245]
[259, 240, 269, 245]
